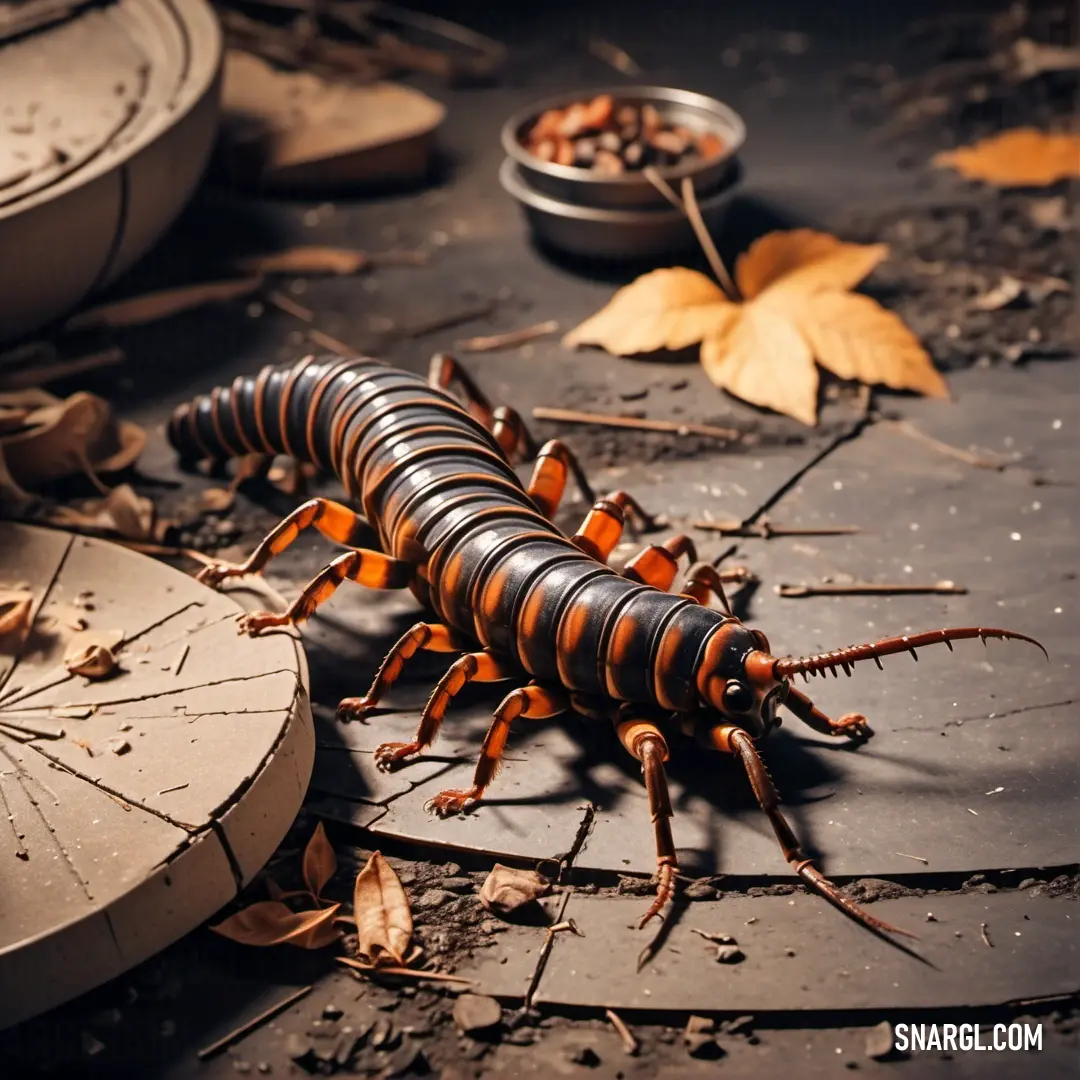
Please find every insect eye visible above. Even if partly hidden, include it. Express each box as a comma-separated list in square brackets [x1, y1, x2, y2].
[723, 680, 754, 714]
[751, 629, 771, 653]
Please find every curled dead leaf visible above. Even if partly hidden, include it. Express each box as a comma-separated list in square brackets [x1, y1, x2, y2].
[0, 587, 34, 637]
[200, 487, 236, 514]
[566, 228, 942, 425]
[50, 484, 157, 541]
[353, 851, 412, 966]
[478, 864, 552, 918]
[0, 390, 144, 496]
[302, 822, 337, 900]
[64, 628, 124, 679]
[211, 900, 342, 949]
[933, 129, 1080, 188]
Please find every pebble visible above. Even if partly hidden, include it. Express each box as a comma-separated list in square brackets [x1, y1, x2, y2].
[453, 994, 502, 1035]
[442, 876, 475, 893]
[322, 1003, 343, 1021]
[715, 945, 745, 964]
[571, 1046, 601, 1067]
[285, 1033, 314, 1062]
[865, 1021, 895, 1060]
[414, 889, 453, 910]
[684, 880, 718, 901]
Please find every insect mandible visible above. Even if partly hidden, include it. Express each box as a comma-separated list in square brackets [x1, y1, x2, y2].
[169, 353, 1046, 937]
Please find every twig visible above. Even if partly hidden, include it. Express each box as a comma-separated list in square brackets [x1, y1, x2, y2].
[197, 984, 312, 1060]
[403, 301, 496, 340]
[882, 419, 1005, 471]
[0, 347, 125, 389]
[605, 1008, 640, 1055]
[266, 292, 361, 357]
[693, 520, 861, 538]
[588, 36, 642, 75]
[894, 851, 930, 865]
[335, 957, 475, 984]
[457, 320, 559, 353]
[980, 922, 993, 948]
[523, 890, 572, 1010]
[777, 581, 967, 598]
[532, 405, 742, 442]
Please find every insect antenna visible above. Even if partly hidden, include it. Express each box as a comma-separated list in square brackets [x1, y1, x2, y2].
[773, 626, 1047, 679]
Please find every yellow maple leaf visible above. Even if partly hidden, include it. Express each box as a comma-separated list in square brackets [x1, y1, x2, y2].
[564, 228, 947, 425]
[933, 129, 1080, 188]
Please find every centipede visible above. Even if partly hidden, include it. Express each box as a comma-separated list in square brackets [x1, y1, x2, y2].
[168, 352, 1046, 938]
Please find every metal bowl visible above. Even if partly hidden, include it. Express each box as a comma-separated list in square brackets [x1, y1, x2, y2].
[501, 85, 745, 209]
[500, 157, 739, 260]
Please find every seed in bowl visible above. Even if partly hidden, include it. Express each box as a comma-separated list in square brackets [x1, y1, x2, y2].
[522, 94, 727, 176]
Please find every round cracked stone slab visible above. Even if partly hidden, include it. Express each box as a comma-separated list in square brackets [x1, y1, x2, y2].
[0, 523, 313, 1029]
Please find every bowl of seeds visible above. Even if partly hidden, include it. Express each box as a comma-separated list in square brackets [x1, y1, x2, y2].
[500, 85, 745, 209]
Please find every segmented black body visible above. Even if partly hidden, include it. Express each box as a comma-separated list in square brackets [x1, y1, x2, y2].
[168, 355, 744, 714]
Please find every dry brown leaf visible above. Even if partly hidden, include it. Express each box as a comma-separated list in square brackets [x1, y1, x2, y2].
[211, 900, 342, 949]
[566, 229, 941, 425]
[353, 851, 412, 966]
[0, 390, 144, 496]
[478, 864, 552, 917]
[302, 822, 337, 900]
[51, 484, 157, 541]
[65, 279, 265, 332]
[933, 129, 1080, 187]
[0, 587, 33, 637]
[233, 247, 370, 276]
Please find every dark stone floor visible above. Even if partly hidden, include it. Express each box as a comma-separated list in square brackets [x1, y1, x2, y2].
[1, 0, 1077, 1076]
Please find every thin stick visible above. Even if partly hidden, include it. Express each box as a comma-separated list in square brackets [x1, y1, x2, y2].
[267, 292, 361, 357]
[196, 984, 312, 1060]
[980, 922, 993, 948]
[693, 520, 861, 538]
[605, 1008, 640, 1055]
[0, 348, 125, 389]
[457, 320, 559, 353]
[588, 36, 642, 76]
[777, 581, 967, 598]
[335, 957, 475, 984]
[403, 301, 496, 340]
[882, 419, 1005, 471]
[894, 851, 930, 865]
[641, 169, 738, 300]
[532, 405, 741, 441]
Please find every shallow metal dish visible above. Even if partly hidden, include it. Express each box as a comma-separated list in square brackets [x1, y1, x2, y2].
[500, 157, 738, 260]
[501, 85, 745, 210]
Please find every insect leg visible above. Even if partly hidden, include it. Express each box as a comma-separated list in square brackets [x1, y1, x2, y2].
[374, 650, 516, 770]
[678, 562, 755, 614]
[572, 491, 656, 562]
[197, 498, 370, 588]
[783, 684, 873, 740]
[425, 683, 570, 816]
[622, 534, 698, 590]
[337, 622, 472, 720]
[526, 439, 596, 518]
[428, 352, 537, 458]
[237, 549, 413, 636]
[613, 709, 678, 928]
[709, 724, 915, 939]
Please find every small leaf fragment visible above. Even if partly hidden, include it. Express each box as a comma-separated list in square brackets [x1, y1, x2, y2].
[353, 851, 412, 965]
[0, 587, 34, 637]
[933, 129, 1080, 188]
[478, 864, 552, 918]
[200, 487, 236, 514]
[210, 900, 342, 949]
[232, 247, 370, 276]
[63, 628, 124, 679]
[302, 821, 337, 900]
